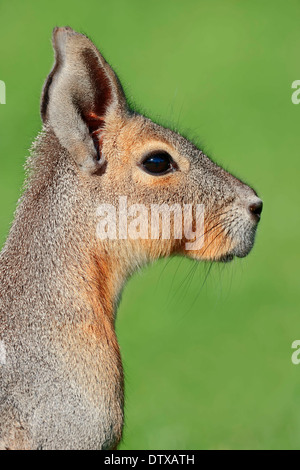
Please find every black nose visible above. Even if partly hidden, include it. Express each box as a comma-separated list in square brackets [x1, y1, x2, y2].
[249, 200, 263, 221]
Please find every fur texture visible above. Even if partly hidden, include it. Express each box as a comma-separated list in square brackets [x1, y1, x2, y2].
[0, 27, 262, 450]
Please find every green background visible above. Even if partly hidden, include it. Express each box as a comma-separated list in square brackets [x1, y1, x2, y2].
[0, 0, 299, 450]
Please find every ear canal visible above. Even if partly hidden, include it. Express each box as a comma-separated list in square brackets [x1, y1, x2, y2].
[41, 26, 127, 172]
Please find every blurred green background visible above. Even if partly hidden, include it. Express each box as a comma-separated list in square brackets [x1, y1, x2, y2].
[0, 0, 299, 450]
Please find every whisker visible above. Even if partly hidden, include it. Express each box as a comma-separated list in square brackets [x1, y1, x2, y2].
[180, 260, 199, 300]
[156, 256, 174, 291]
[201, 223, 231, 258]
[167, 255, 186, 303]
[205, 208, 232, 225]
[182, 261, 214, 318]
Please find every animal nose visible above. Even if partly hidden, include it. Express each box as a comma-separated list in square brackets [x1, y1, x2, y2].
[248, 199, 263, 222]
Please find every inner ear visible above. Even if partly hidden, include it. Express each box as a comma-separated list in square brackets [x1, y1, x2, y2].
[73, 47, 114, 164]
[81, 48, 113, 119]
[86, 112, 105, 161]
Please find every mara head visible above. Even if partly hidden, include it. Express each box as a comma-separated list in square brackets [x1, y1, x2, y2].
[39, 27, 262, 270]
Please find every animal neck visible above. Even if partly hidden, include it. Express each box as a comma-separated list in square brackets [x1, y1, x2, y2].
[77, 248, 129, 330]
[1, 133, 130, 338]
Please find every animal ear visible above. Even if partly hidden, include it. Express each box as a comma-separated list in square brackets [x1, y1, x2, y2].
[41, 27, 127, 173]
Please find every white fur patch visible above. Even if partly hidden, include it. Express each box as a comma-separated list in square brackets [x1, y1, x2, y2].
[0, 340, 6, 365]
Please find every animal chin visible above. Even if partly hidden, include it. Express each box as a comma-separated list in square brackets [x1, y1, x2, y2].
[217, 253, 235, 263]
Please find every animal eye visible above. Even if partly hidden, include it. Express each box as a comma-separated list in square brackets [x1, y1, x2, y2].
[141, 152, 175, 175]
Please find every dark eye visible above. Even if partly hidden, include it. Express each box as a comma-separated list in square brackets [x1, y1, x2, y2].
[141, 152, 175, 175]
